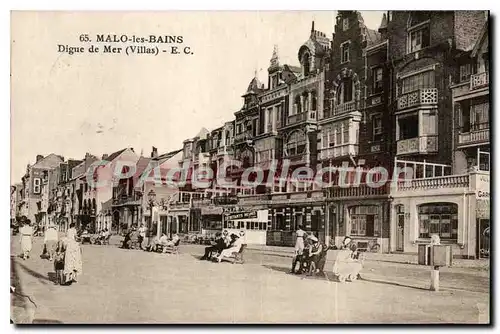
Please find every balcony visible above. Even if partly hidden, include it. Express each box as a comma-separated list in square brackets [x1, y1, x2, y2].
[329, 183, 389, 198]
[470, 72, 489, 90]
[319, 144, 359, 160]
[333, 100, 356, 116]
[112, 192, 142, 206]
[287, 112, 306, 126]
[234, 132, 252, 144]
[396, 136, 438, 155]
[397, 88, 438, 111]
[216, 146, 234, 156]
[396, 174, 469, 191]
[458, 128, 489, 146]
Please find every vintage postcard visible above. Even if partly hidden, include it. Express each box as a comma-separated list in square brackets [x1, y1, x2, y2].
[10, 10, 490, 324]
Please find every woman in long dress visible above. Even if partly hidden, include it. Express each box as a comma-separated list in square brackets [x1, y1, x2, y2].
[59, 237, 83, 285]
[19, 219, 33, 260]
[290, 225, 307, 274]
[332, 237, 363, 283]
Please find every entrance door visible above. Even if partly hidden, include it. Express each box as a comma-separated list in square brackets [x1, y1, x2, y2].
[478, 219, 490, 258]
[396, 214, 404, 252]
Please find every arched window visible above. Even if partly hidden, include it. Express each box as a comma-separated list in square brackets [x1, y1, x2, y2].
[311, 91, 317, 111]
[92, 198, 97, 211]
[336, 77, 354, 105]
[302, 52, 311, 76]
[418, 203, 458, 240]
[293, 95, 301, 115]
[285, 131, 307, 156]
[303, 93, 309, 112]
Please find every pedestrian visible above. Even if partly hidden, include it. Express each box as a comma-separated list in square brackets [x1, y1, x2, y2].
[58, 237, 83, 285]
[19, 217, 33, 260]
[290, 225, 307, 274]
[201, 232, 224, 260]
[44, 224, 59, 261]
[138, 224, 147, 250]
[67, 222, 77, 240]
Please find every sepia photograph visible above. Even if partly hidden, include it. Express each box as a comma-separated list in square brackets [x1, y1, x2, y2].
[9, 9, 490, 324]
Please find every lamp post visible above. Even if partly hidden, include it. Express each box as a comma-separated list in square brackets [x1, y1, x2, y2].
[147, 189, 156, 242]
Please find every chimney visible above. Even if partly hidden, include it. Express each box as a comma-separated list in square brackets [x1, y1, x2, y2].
[151, 146, 158, 158]
[102, 154, 109, 160]
[36, 155, 44, 163]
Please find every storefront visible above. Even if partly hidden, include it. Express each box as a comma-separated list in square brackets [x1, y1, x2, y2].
[329, 200, 390, 252]
[200, 206, 224, 236]
[390, 171, 489, 259]
[223, 209, 269, 245]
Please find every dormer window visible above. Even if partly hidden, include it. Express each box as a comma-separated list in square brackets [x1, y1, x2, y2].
[342, 18, 349, 31]
[407, 13, 430, 53]
[340, 41, 350, 63]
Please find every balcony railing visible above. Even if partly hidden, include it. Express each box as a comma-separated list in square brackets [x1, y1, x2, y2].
[319, 144, 358, 160]
[396, 174, 469, 191]
[333, 100, 356, 116]
[112, 192, 142, 206]
[458, 128, 489, 146]
[396, 135, 438, 155]
[287, 112, 306, 126]
[470, 72, 489, 90]
[397, 88, 438, 110]
[234, 132, 252, 143]
[329, 183, 389, 198]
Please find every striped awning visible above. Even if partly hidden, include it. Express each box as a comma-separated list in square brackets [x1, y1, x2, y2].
[477, 199, 490, 219]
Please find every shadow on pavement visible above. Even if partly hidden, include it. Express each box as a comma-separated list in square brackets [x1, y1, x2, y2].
[16, 261, 52, 285]
[263, 264, 332, 282]
[360, 276, 430, 291]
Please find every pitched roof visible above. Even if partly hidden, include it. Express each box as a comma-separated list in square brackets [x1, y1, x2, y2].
[156, 148, 183, 162]
[243, 77, 265, 96]
[105, 148, 127, 162]
[471, 20, 488, 57]
[366, 28, 382, 47]
[379, 13, 388, 31]
[195, 127, 209, 140]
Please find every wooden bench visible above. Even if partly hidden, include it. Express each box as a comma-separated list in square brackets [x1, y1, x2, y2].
[159, 239, 180, 254]
[230, 244, 247, 264]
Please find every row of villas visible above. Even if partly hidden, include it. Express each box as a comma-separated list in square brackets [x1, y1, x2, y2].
[11, 11, 490, 259]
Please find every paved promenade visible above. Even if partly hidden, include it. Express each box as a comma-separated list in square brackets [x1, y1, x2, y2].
[11, 236, 490, 324]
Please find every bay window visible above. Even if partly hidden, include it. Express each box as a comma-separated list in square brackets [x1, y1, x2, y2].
[401, 70, 435, 94]
[285, 130, 307, 156]
[336, 78, 354, 105]
[372, 115, 383, 141]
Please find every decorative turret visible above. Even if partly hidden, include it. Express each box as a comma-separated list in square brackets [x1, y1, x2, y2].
[378, 12, 388, 39]
[268, 44, 280, 72]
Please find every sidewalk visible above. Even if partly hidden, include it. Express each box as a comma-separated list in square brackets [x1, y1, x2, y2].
[245, 244, 490, 270]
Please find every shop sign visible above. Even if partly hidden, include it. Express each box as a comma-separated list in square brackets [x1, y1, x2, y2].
[201, 206, 223, 215]
[226, 211, 257, 220]
[476, 174, 490, 199]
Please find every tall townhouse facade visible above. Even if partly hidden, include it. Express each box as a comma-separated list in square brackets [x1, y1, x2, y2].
[387, 11, 489, 258]
[71, 153, 98, 230]
[450, 19, 490, 258]
[19, 154, 64, 225]
[49, 158, 82, 231]
[321, 11, 394, 251]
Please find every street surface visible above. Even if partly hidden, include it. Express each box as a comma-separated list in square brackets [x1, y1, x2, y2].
[11, 236, 490, 324]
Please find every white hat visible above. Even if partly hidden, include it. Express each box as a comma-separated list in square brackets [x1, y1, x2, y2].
[308, 235, 318, 242]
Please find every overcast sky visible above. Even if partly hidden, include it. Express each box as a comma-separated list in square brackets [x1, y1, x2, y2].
[11, 11, 384, 182]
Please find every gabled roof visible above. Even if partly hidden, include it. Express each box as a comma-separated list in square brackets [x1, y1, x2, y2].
[156, 148, 183, 162]
[366, 28, 382, 47]
[195, 127, 209, 140]
[105, 148, 127, 162]
[242, 77, 265, 96]
[32, 153, 64, 169]
[471, 20, 489, 57]
[132, 156, 152, 186]
[379, 13, 388, 31]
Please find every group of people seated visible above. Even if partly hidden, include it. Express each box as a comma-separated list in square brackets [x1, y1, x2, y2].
[291, 233, 329, 276]
[200, 230, 245, 263]
[93, 228, 110, 244]
[145, 232, 180, 253]
[290, 226, 363, 282]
